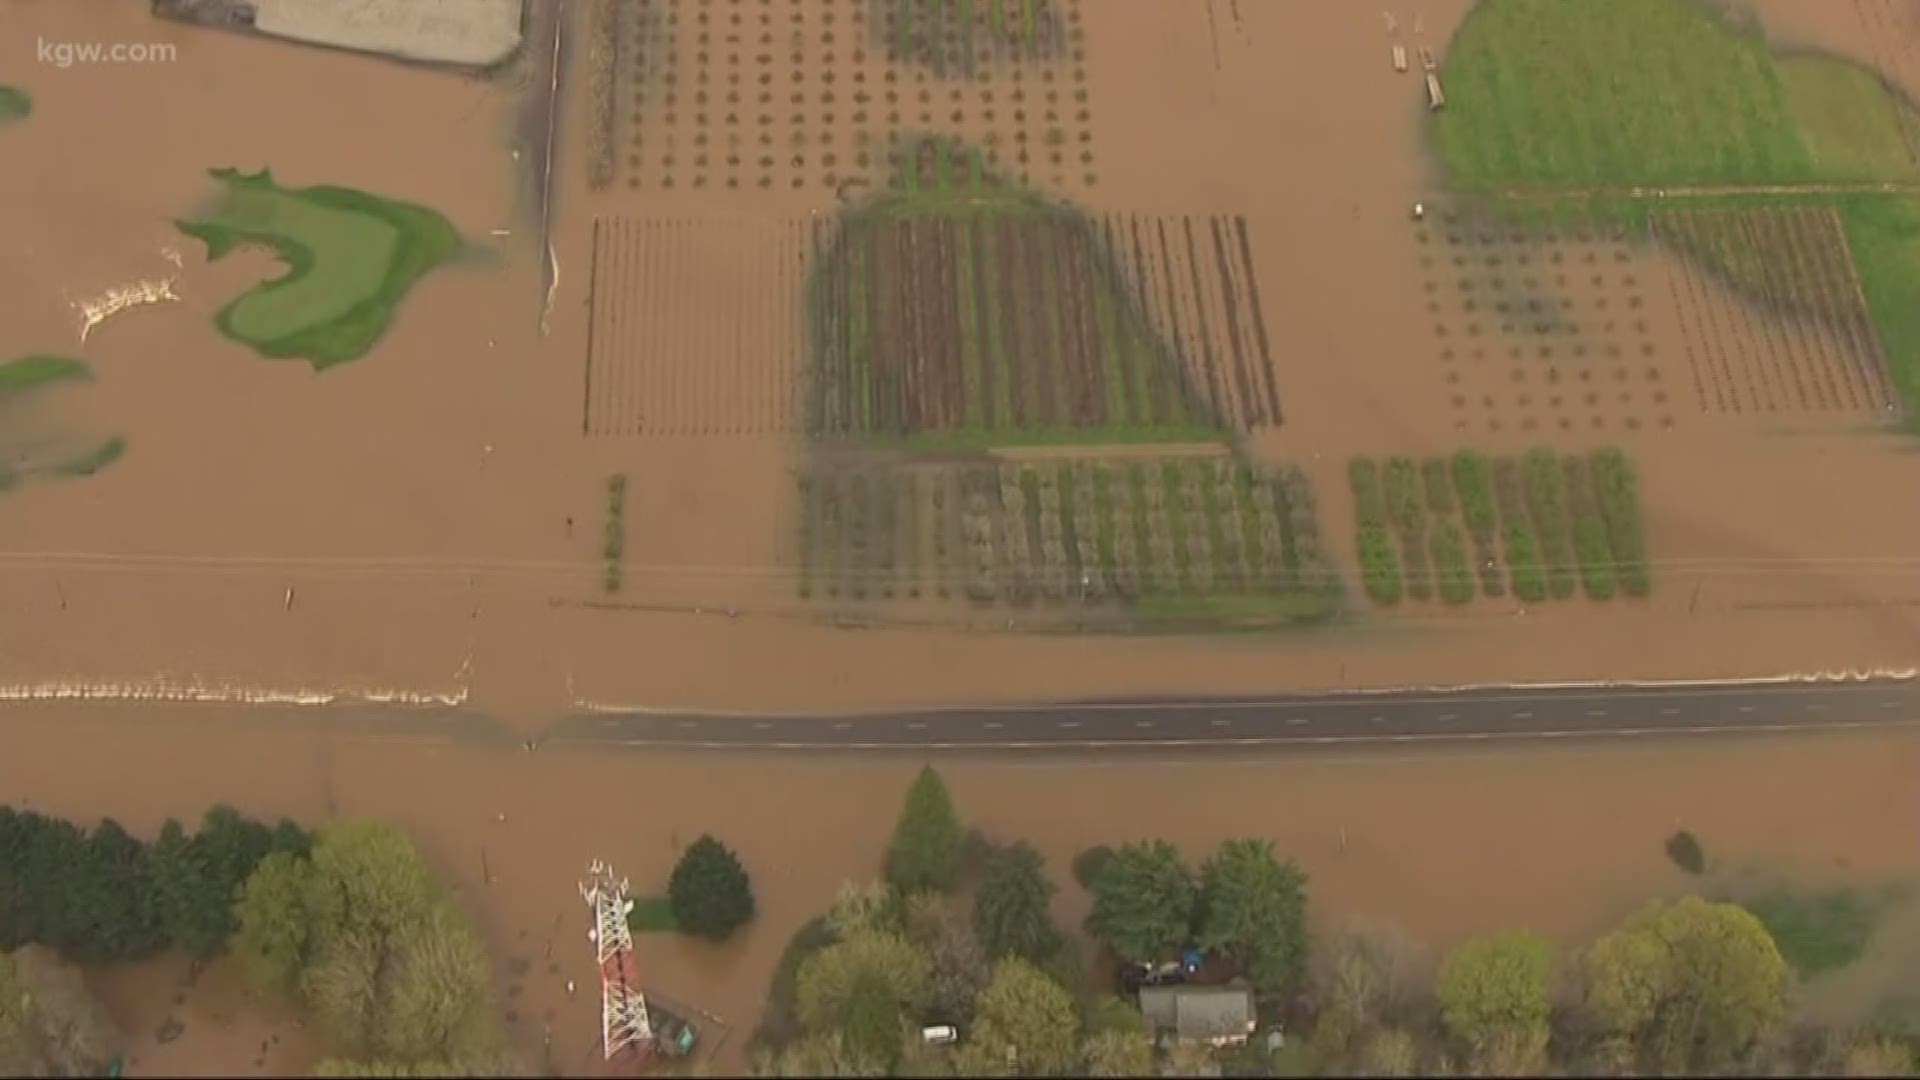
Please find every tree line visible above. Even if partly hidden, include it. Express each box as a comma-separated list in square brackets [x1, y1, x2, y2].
[0, 805, 518, 1078]
[748, 767, 1919, 1078]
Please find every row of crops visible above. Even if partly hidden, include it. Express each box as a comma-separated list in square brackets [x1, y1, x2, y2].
[1350, 448, 1649, 606]
[796, 456, 1342, 624]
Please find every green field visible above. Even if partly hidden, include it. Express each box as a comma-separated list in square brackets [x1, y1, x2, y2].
[0, 356, 123, 488]
[0, 355, 91, 394]
[0, 87, 29, 122]
[1437, 0, 1920, 424]
[1437, 0, 1920, 190]
[1349, 448, 1648, 606]
[176, 168, 459, 370]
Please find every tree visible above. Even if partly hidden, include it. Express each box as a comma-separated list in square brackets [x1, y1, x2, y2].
[1161, 1040, 1222, 1078]
[1583, 896, 1788, 1074]
[1436, 930, 1553, 1075]
[1841, 1034, 1915, 1077]
[885, 767, 964, 895]
[668, 835, 756, 941]
[1085, 840, 1195, 964]
[1080, 1028, 1154, 1077]
[1196, 838, 1309, 993]
[0, 945, 119, 1077]
[61, 818, 166, 962]
[795, 929, 933, 1034]
[764, 1030, 890, 1077]
[974, 842, 1060, 963]
[233, 822, 504, 1067]
[904, 894, 988, 1024]
[232, 850, 315, 993]
[829, 880, 900, 940]
[1356, 1028, 1420, 1076]
[151, 805, 308, 958]
[1310, 920, 1426, 1061]
[957, 958, 1081, 1077]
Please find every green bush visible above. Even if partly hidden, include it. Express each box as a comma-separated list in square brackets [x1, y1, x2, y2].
[1357, 523, 1404, 605]
[1451, 450, 1496, 539]
[1591, 449, 1651, 596]
[1430, 522, 1475, 604]
[1522, 448, 1577, 599]
[1072, 845, 1115, 890]
[1665, 830, 1706, 875]
[1741, 887, 1881, 978]
[1422, 456, 1456, 514]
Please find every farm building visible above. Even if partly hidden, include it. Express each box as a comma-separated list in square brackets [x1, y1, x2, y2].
[1138, 985, 1258, 1047]
[151, 0, 526, 67]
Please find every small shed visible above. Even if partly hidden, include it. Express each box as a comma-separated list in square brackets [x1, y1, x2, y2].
[1138, 985, 1258, 1047]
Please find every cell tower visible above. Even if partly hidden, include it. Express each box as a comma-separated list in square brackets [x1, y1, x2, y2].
[579, 859, 655, 1068]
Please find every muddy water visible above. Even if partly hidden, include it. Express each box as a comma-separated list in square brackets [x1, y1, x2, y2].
[0, 0, 1915, 715]
[1, 710, 1914, 1073]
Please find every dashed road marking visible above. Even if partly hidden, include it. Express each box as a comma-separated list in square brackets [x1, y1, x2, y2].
[1286, 717, 1308, 725]
[1512, 711, 1533, 719]
[1585, 709, 1607, 718]
[1739, 705, 1757, 713]
[1438, 713, 1457, 721]
[907, 721, 928, 730]
[1661, 708, 1681, 716]
[1135, 720, 1155, 729]
[1882, 701, 1901, 710]
[1805, 703, 1827, 712]
[1058, 720, 1081, 729]
[1370, 715, 1385, 724]
[1211, 718, 1233, 727]
[984, 720, 1004, 729]
[752, 721, 772, 730]
[679, 720, 698, 729]
[834, 721, 852, 730]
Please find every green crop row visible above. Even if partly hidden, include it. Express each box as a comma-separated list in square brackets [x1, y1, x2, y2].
[1592, 448, 1652, 596]
[1522, 449, 1578, 600]
[1492, 459, 1548, 603]
[1430, 521, 1475, 605]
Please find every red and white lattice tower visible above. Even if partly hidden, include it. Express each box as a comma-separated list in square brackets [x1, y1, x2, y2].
[580, 860, 655, 1067]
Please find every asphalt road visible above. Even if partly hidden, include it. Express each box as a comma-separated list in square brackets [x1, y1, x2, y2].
[551, 678, 1920, 752]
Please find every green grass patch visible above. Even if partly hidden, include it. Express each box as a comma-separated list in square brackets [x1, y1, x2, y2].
[1780, 56, 1920, 182]
[0, 87, 29, 122]
[176, 168, 459, 370]
[1741, 887, 1883, 978]
[1841, 195, 1920, 430]
[626, 895, 679, 933]
[1436, 0, 1811, 190]
[52, 437, 126, 479]
[0, 355, 91, 394]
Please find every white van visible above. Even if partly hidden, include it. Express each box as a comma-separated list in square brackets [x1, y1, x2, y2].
[921, 1025, 959, 1045]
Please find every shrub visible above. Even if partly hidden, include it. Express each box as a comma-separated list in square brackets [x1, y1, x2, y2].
[1741, 887, 1881, 978]
[1665, 830, 1706, 875]
[667, 835, 756, 941]
[1072, 845, 1115, 890]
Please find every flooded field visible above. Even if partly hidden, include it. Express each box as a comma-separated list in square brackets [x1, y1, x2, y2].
[5, 0, 1920, 1070]
[1, 710, 1914, 1072]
